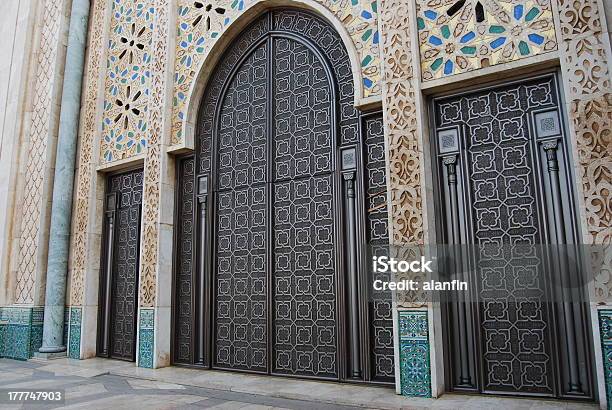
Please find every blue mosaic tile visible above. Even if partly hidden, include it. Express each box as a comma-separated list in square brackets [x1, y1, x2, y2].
[63, 309, 70, 347]
[68, 307, 82, 359]
[0, 307, 45, 360]
[399, 310, 431, 398]
[599, 310, 612, 409]
[138, 308, 154, 368]
[31, 306, 44, 324]
[0, 307, 8, 322]
[30, 324, 43, 356]
[29, 307, 44, 356]
[0, 325, 4, 355]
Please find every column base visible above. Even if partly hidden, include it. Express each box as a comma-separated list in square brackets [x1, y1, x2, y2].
[33, 351, 67, 360]
[38, 345, 67, 353]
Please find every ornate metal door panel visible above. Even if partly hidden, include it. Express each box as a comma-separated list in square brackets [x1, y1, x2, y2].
[272, 176, 337, 377]
[174, 158, 195, 364]
[98, 169, 143, 362]
[363, 114, 395, 382]
[173, 8, 394, 385]
[213, 42, 270, 373]
[433, 75, 593, 398]
[271, 36, 337, 378]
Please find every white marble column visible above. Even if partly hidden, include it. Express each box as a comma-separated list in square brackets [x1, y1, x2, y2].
[39, 0, 90, 355]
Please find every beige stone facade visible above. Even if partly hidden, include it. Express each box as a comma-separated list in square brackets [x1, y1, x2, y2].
[0, 0, 610, 407]
[0, 0, 71, 307]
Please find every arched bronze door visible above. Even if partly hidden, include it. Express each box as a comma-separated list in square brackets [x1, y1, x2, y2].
[173, 9, 394, 384]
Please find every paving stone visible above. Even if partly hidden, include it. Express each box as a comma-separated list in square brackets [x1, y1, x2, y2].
[127, 378, 186, 390]
[0, 359, 600, 410]
[64, 382, 108, 400]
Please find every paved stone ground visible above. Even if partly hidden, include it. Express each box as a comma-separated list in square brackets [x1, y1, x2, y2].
[0, 358, 600, 410]
[0, 359, 357, 410]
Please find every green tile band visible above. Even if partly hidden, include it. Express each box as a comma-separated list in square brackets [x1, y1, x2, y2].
[68, 307, 82, 359]
[599, 310, 612, 409]
[0, 307, 44, 360]
[138, 308, 154, 368]
[399, 310, 431, 397]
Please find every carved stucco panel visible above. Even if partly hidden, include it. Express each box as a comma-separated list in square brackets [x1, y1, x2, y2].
[139, 0, 171, 307]
[562, 34, 610, 99]
[379, 0, 426, 307]
[15, 0, 63, 304]
[70, 0, 108, 306]
[556, 0, 612, 303]
[379, 0, 423, 247]
[573, 94, 612, 303]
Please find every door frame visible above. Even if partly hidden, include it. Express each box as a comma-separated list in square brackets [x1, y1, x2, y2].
[427, 70, 596, 399]
[96, 166, 144, 362]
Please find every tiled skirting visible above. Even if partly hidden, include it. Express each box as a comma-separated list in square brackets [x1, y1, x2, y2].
[138, 308, 154, 368]
[599, 310, 612, 409]
[398, 310, 431, 397]
[0, 306, 44, 360]
[63, 308, 69, 347]
[68, 306, 82, 359]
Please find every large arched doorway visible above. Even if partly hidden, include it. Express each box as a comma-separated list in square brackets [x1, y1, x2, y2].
[172, 8, 394, 384]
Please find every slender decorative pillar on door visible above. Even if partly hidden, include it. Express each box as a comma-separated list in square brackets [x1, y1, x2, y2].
[196, 174, 209, 365]
[441, 154, 471, 387]
[341, 147, 361, 379]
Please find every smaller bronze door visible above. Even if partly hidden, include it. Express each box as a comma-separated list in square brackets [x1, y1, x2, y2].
[433, 75, 594, 399]
[97, 169, 144, 361]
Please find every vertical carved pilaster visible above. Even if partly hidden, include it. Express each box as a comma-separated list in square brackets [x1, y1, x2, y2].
[139, 0, 171, 308]
[16, 0, 64, 305]
[70, 0, 108, 307]
[556, 0, 612, 303]
[344, 170, 361, 378]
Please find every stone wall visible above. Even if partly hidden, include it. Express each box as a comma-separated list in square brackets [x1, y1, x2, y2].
[61, 0, 612, 402]
[0, 1, 40, 306]
[0, 0, 72, 360]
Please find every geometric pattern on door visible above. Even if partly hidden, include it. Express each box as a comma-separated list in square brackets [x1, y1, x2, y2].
[100, 169, 143, 361]
[434, 76, 593, 398]
[174, 8, 394, 384]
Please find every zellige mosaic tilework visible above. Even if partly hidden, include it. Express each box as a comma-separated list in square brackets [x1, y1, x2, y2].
[170, 0, 381, 145]
[138, 308, 154, 368]
[101, 0, 155, 163]
[417, 0, 557, 81]
[68, 307, 82, 359]
[399, 310, 431, 397]
[0, 307, 44, 360]
[599, 310, 612, 408]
